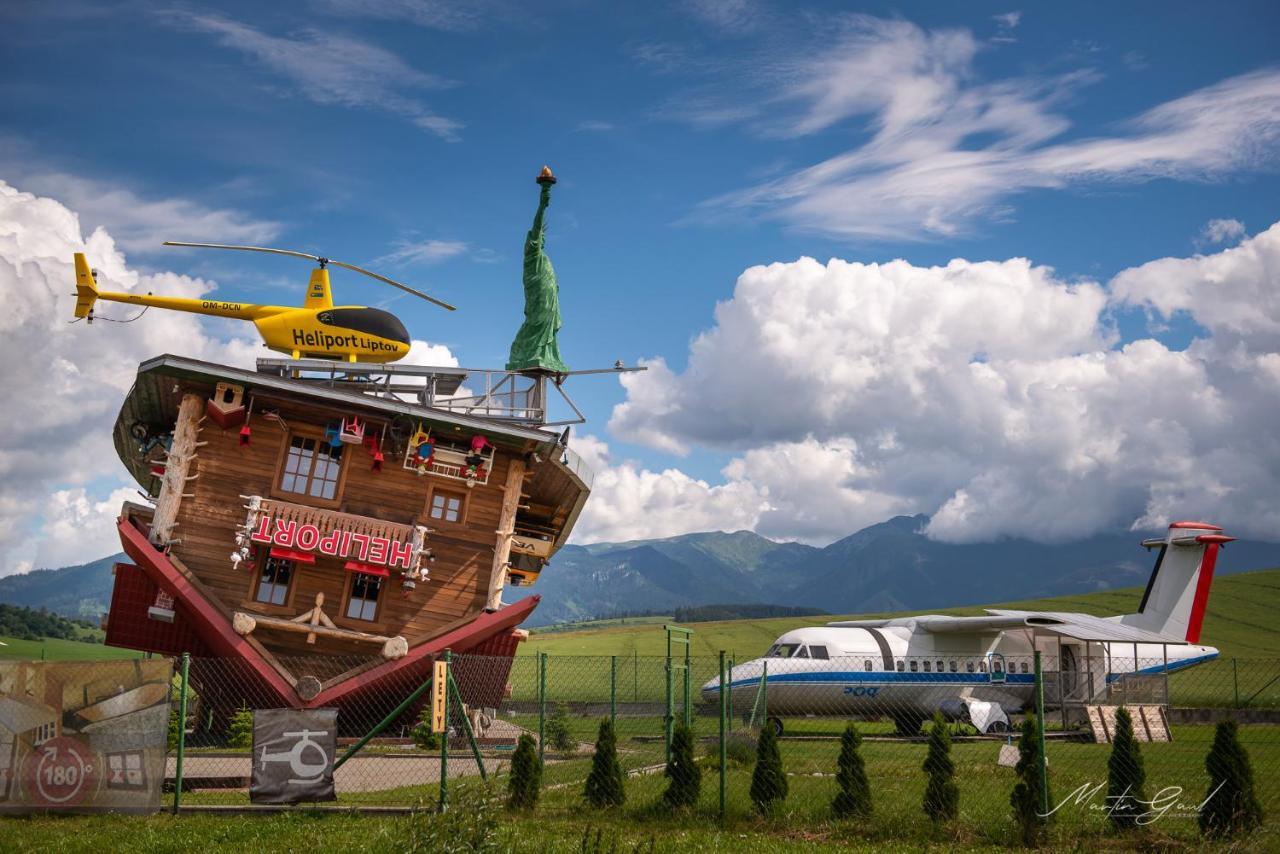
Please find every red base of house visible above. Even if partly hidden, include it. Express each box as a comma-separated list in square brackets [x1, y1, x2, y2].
[110, 515, 536, 727]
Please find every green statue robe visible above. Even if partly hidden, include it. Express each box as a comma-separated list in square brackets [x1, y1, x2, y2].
[506, 182, 569, 373]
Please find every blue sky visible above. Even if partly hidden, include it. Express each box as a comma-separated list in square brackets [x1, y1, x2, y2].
[2, 1, 1279, 569]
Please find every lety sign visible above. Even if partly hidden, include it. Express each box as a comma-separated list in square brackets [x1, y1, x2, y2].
[249, 516, 413, 569]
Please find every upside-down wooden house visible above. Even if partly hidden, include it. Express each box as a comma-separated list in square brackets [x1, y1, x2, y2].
[104, 354, 591, 731]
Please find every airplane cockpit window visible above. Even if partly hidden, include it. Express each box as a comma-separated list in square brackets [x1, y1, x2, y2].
[794, 646, 811, 659]
[896, 660, 905, 672]
[809, 645, 829, 660]
[909, 660, 918, 672]
[766, 643, 802, 658]
[863, 660, 872, 672]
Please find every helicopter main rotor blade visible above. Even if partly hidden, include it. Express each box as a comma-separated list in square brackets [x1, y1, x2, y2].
[162, 241, 322, 263]
[328, 259, 457, 311]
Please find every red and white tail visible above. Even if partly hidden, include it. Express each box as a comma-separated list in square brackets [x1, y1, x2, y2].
[1120, 522, 1235, 642]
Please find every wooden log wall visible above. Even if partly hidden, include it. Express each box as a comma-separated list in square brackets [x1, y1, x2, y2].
[170, 387, 525, 660]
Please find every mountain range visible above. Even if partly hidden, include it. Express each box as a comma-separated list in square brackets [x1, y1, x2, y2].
[2, 516, 1276, 628]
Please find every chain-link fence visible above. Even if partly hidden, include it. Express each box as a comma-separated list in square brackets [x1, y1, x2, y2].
[2, 650, 1276, 845]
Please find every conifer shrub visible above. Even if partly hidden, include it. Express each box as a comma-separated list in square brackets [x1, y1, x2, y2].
[507, 733, 542, 811]
[662, 722, 701, 809]
[1199, 719, 1263, 839]
[167, 708, 182, 753]
[831, 723, 871, 819]
[1009, 715, 1050, 846]
[584, 718, 626, 809]
[1105, 706, 1146, 830]
[921, 713, 959, 822]
[410, 703, 442, 750]
[546, 701, 576, 753]
[749, 721, 787, 816]
[227, 705, 253, 750]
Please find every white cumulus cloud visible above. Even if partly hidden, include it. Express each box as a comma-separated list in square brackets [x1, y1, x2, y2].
[607, 226, 1280, 544]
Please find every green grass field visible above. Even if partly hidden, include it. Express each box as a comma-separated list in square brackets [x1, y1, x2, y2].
[0, 635, 142, 660]
[522, 567, 1280, 660]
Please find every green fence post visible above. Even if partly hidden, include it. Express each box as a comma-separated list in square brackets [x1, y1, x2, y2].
[665, 644, 674, 765]
[440, 649, 451, 811]
[538, 652, 547, 764]
[633, 650, 638, 703]
[683, 641, 692, 730]
[728, 657, 734, 730]
[335, 673, 436, 770]
[172, 652, 189, 815]
[1233, 658, 1240, 708]
[447, 666, 487, 782]
[762, 659, 768, 724]
[718, 650, 726, 819]
[1034, 650, 1049, 817]
[610, 655, 617, 726]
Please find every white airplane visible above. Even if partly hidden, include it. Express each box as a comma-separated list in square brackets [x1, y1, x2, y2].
[702, 521, 1233, 734]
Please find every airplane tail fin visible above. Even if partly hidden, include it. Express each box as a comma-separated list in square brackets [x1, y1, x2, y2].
[1121, 521, 1235, 643]
[73, 253, 99, 319]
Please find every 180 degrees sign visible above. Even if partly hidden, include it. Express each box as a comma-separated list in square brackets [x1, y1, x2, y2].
[23, 738, 96, 807]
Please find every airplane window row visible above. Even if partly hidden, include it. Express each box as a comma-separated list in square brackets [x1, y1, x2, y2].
[888, 658, 1029, 674]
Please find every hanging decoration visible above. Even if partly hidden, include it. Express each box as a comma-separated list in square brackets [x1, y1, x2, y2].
[464, 435, 491, 487]
[339, 416, 366, 445]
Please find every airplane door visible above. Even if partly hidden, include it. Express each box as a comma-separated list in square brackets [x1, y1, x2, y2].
[988, 653, 1006, 684]
[1061, 645, 1079, 699]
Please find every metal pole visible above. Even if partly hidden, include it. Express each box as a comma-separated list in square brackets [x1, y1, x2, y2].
[665, 642, 674, 765]
[440, 649, 450, 811]
[172, 652, 189, 815]
[1058, 635, 1067, 730]
[1233, 658, 1240, 708]
[1162, 644, 1170, 707]
[448, 668, 487, 782]
[718, 650, 726, 818]
[633, 650, 638, 703]
[728, 657, 735, 729]
[762, 659, 768, 723]
[1034, 650, 1049, 817]
[335, 672, 438, 769]
[538, 652, 547, 764]
[684, 640, 693, 730]
[610, 655, 617, 727]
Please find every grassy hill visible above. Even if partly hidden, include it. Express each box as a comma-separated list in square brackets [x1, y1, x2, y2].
[0, 635, 142, 660]
[522, 566, 1280, 660]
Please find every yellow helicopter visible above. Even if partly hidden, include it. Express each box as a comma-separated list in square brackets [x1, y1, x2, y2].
[72, 242, 456, 363]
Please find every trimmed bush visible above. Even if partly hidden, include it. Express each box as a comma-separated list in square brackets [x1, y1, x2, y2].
[584, 718, 626, 809]
[1106, 706, 1146, 830]
[545, 702, 576, 753]
[1010, 715, 1050, 846]
[1199, 719, 1263, 839]
[663, 722, 701, 809]
[507, 733, 542, 811]
[749, 722, 787, 815]
[227, 706, 253, 750]
[921, 713, 958, 822]
[831, 723, 871, 819]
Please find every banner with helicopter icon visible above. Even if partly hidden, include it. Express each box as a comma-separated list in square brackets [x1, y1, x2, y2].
[250, 708, 337, 804]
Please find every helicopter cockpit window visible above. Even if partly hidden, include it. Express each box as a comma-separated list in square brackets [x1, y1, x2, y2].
[319, 308, 411, 345]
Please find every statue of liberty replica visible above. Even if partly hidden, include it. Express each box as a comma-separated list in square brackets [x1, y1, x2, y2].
[506, 166, 570, 374]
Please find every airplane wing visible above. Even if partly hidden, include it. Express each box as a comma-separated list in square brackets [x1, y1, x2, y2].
[828, 611, 1187, 644]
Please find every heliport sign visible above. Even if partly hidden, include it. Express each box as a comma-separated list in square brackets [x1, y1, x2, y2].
[249, 516, 414, 569]
[291, 329, 400, 355]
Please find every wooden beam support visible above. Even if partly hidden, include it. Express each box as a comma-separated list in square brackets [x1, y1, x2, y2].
[150, 393, 203, 546]
[486, 456, 526, 611]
